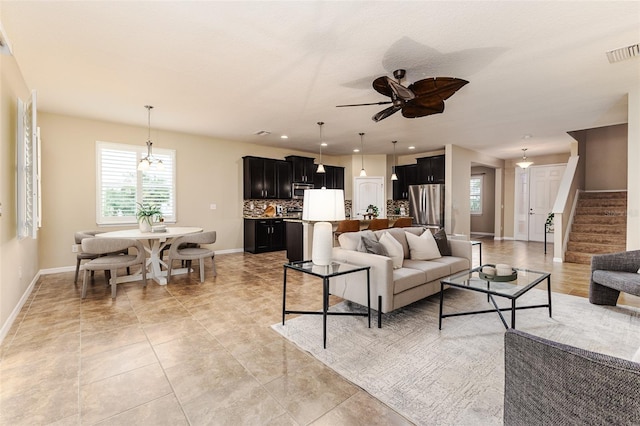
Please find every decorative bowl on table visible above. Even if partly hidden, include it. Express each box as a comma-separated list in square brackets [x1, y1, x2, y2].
[479, 264, 518, 282]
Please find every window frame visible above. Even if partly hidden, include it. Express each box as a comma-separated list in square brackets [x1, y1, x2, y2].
[96, 141, 176, 225]
[470, 174, 483, 216]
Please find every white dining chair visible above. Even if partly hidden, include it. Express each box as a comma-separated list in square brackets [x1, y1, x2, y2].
[166, 231, 216, 283]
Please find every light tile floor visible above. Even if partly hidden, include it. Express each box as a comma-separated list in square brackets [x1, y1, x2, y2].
[1, 239, 638, 425]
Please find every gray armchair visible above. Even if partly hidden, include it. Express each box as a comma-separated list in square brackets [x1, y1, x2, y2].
[80, 238, 147, 298]
[589, 250, 640, 305]
[167, 231, 216, 283]
[504, 329, 640, 425]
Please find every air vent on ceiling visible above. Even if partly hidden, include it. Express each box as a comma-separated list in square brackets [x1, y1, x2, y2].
[606, 43, 640, 63]
[253, 130, 271, 136]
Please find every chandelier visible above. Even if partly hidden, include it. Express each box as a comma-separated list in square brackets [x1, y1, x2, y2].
[138, 105, 164, 171]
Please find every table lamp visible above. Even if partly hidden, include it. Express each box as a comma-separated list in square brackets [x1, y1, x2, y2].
[302, 189, 345, 265]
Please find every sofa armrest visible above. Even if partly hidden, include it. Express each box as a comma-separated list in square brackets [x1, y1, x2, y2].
[331, 247, 394, 312]
[449, 239, 472, 264]
[591, 250, 640, 273]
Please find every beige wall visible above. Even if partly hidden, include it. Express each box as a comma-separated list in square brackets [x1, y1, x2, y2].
[37, 112, 340, 270]
[584, 124, 627, 190]
[0, 16, 40, 336]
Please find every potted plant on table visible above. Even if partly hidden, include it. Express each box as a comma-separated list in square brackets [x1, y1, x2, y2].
[136, 202, 162, 232]
[366, 204, 379, 219]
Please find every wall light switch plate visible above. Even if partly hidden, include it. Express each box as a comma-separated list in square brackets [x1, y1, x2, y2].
[71, 244, 80, 253]
[210, 204, 217, 210]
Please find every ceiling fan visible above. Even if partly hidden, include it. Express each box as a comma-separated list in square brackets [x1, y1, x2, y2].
[337, 69, 468, 122]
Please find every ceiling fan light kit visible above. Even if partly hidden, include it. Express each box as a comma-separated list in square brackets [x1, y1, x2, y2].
[337, 69, 468, 122]
[516, 148, 533, 169]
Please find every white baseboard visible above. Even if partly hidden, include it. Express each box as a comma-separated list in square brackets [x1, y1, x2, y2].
[0, 272, 40, 346]
[553, 257, 563, 263]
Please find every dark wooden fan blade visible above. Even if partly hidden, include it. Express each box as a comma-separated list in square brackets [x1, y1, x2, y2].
[408, 77, 469, 101]
[372, 105, 402, 122]
[336, 101, 393, 107]
[372, 76, 393, 97]
[401, 98, 445, 118]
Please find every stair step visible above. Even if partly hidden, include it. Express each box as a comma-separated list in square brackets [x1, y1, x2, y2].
[571, 223, 626, 234]
[565, 251, 594, 265]
[569, 232, 626, 244]
[579, 191, 627, 200]
[566, 241, 626, 254]
[578, 199, 627, 208]
[573, 215, 626, 225]
[575, 206, 627, 216]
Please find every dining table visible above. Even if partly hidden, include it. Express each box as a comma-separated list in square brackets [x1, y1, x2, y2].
[96, 226, 203, 285]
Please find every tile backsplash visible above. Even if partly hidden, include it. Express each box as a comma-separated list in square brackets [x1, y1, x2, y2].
[242, 199, 353, 218]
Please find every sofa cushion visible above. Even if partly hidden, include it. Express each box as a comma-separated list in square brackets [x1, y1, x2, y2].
[339, 230, 376, 251]
[430, 256, 471, 276]
[402, 259, 451, 282]
[592, 270, 640, 295]
[373, 227, 421, 259]
[433, 229, 452, 256]
[360, 236, 388, 256]
[392, 268, 428, 294]
[406, 230, 441, 260]
[379, 232, 403, 269]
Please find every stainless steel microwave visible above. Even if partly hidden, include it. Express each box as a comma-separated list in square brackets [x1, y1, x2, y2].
[292, 183, 313, 199]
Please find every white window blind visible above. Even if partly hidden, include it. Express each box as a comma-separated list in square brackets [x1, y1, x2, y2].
[96, 141, 176, 225]
[470, 175, 483, 215]
[17, 90, 39, 239]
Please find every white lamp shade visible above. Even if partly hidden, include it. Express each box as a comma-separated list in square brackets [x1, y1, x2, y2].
[302, 189, 345, 222]
[302, 189, 345, 265]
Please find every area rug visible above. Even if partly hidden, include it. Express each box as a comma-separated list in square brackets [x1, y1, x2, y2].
[272, 288, 640, 425]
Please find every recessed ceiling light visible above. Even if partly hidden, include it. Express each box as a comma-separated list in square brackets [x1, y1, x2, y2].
[408, 146, 415, 150]
[280, 135, 288, 139]
[321, 142, 327, 147]
[353, 148, 360, 153]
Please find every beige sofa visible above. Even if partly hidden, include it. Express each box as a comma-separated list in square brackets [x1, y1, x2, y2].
[331, 227, 472, 326]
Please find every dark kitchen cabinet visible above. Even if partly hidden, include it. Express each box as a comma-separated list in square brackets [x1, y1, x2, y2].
[286, 155, 315, 183]
[276, 160, 292, 199]
[243, 157, 292, 199]
[417, 155, 445, 184]
[313, 165, 345, 190]
[243, 156, 276, 199]
[286, 221, 303, 262]
[392, 164, 418, 200]
[244, 218, 286, 253]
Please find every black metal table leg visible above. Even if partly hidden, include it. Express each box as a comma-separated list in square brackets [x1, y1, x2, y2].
[366, 269, 371, 328]
[282, 266, 287, 325]
[511, 299, 516, 329]
[547, 275, 552, 317]
[439, 281, 444, 330]
[323, 277, 328, 349]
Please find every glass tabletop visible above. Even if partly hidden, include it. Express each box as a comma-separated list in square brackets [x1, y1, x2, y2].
[285, 260, 370, 278]
[442, 264, 550, 298]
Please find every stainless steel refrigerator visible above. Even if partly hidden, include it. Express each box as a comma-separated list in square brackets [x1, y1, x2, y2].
[408, 184, 444, 227]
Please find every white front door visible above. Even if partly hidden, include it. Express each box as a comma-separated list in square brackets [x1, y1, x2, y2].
[514, 164, 565, 241]
[353, 177, 385, 218]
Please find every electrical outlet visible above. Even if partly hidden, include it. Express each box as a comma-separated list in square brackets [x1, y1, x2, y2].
[210, 203, 217, 210]
[71, 244, 79, 253]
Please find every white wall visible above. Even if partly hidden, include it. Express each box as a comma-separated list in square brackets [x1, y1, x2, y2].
[628, 89, 640, 249]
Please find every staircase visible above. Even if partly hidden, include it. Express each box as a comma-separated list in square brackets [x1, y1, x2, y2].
[565, 191, 627, 264]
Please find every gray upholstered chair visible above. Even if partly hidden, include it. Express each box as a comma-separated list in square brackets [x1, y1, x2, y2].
[589, 250, 640, 305]
[74, 230, 130, 283]
[503, 329, 640, 425]
[80, 238, 147, 298]
[166, 231, 216, 283]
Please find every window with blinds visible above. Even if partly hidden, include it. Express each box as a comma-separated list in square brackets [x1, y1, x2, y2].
[96, 141, 176, 225]
[470, 175, 483, 215]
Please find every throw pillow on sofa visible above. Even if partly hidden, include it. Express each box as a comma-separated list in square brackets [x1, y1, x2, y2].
[406, 230, 441, 260]
[433, 229, 452, 256]
[379, 232, 403, 269]
[339, 230, 375, 251]
[360, 236, 389, 256]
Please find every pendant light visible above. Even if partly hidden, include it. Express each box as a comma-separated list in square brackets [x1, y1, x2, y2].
[359, 132, 367, 177]
[137, 105, 164, 171]
[316, 121, 325, 174]
[516, 148, 533, 169]
[391, 140, 398, 181]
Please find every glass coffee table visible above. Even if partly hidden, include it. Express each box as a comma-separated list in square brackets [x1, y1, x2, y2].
[439, 264, 551, 329]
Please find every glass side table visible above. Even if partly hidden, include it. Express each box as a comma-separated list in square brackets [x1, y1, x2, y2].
[282, 260, 371, 348]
